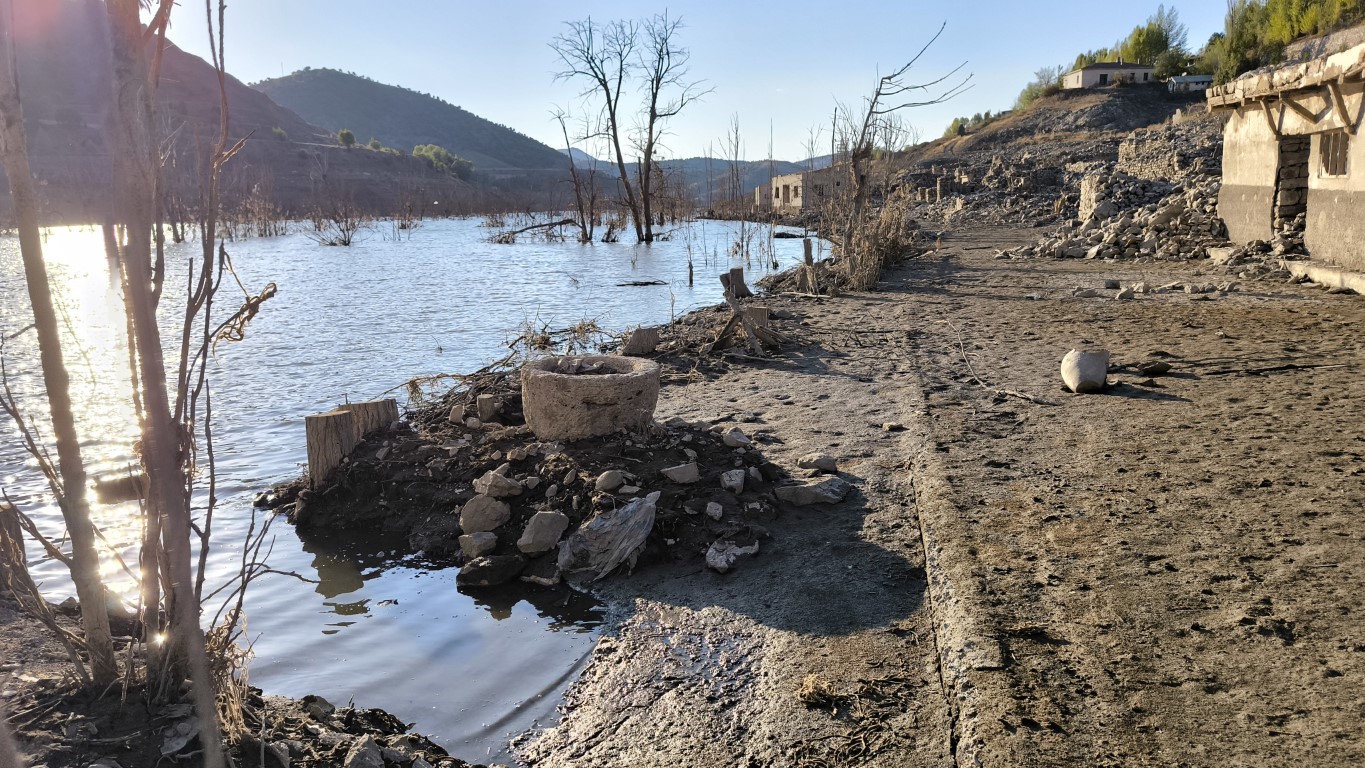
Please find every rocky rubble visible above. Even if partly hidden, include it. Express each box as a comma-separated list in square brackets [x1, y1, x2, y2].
[1000, 172, 1228, 261]
[264, 361, 857, 586]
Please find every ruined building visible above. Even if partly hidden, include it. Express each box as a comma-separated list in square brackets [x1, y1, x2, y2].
[1209, 42, 1365, 273]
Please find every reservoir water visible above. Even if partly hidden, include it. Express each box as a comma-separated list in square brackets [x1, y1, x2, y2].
[0, 216, 816, 761]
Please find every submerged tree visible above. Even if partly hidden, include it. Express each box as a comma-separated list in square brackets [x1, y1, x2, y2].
[552, 12, 707, 244]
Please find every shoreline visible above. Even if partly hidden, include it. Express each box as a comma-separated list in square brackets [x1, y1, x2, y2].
[9, 218, 1365, 767]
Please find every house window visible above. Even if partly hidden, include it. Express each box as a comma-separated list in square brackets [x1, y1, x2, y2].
[773, 188, 779, 199]
[795, 185, 801, 198]
[1322, 131, 1350, 177]
[1099, 73, 1109, 85]
[1143, 72, 1150, 81]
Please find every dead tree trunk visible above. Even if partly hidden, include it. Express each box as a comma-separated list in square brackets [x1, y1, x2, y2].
[0, 0, 119, 685]
[306, 409, 358, 488]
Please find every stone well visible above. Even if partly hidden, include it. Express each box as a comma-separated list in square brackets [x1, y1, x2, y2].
[521, 355, 661, 441]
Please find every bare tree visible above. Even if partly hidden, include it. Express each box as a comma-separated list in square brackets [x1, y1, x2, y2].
[552, 18, 643, 242]
[553, 12, 707, 244]
[633, 12, 708, 241]
[837, 24, 971, 289]
[0, 0, 119, 685]
[553, 107, 598, 243]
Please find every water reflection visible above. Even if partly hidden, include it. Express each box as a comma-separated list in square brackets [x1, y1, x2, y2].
[2, 217, 810, 758]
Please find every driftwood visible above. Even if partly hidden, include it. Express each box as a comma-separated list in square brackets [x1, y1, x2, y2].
[795, 239, 820, 295]
[490, 218, 575, 244]
[616, 279, 667, 287]
[305, 409, 358, 488]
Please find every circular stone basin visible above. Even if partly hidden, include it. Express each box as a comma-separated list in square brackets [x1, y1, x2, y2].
[521, 355, 661, 441]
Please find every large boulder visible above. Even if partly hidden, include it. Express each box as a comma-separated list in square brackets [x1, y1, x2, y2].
[521, 355, 660, 441]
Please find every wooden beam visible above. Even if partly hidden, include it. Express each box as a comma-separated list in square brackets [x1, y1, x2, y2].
[1262, 99, 1282, 137]
[1327, 81, 1355, 135]
[1281, 95, 1319, 123]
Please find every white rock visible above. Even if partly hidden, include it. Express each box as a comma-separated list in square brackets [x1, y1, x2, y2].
[722, 428, 752, 448]
[594, 470, 626, 492]
[720, 469, 746, 494]
[705, 502, 724, 520]
[1060, 348, 1110, 394]
[473, 470, 522, 498]
[796, 452, 838, 473]
[705, 540, 760, 573]
[661, 462, 700, 483]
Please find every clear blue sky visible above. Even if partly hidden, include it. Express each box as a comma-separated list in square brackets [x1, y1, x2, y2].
[168, 1, 1227, 163]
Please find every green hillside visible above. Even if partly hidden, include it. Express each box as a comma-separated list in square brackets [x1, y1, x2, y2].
[253, 68, 567, 173]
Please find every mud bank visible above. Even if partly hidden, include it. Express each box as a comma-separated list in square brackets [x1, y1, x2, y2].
[517, 224, 1364, 766]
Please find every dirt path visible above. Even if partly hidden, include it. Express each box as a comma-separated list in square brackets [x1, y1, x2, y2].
[523, 224, 1365, 767]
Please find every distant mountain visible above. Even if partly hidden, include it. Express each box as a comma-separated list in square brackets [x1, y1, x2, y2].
[558, 147, 601, 167]
[254, 69, 567, 173]
[0, 0, 469, 223]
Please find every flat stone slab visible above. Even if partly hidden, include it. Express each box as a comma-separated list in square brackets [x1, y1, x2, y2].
[774, 476, 852, 506]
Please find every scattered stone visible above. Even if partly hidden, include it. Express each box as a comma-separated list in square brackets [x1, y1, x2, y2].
[1061, 348, 1111, 394]
[473, 471, 522, 498]
[722, 428, 752, 448]
[1072, 288, 1101, 298]
[720, 469, 746, 494]
[459, 495, 511, 533]
[1137, 360, 1173, 376]
[618, 485, 641, 495]
[302, 694, 335, 720]
[1103, 279, 1121, 289]
[705, 502, 724, 521]
[661, 462, 701, 483]
[594, 470, 626, 492]
[1115, 285, 1135, 300]
[522, 476, 540, 490]
[774, 476, 852, 506]
[456, 554, 527, 587]
[518, 511, 571, 555]
[464, 417, 482, 429]
[882, 422, 906, 432]
[705, 540, 760, 574]
[796, 452, 838, 473]
[459, 532, 498, 559]
[343, 735, 384, 768]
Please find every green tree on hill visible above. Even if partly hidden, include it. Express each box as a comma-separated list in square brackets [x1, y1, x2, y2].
[413, 143, 473, 180]
[338, 128, 355, 148]
[368, 138, 382, 150]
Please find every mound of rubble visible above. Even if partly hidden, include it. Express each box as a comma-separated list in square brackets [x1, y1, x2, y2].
[262, 359, 852, 588]
[1000, 171, 1229, 261]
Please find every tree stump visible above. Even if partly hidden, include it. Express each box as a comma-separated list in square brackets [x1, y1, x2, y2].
[306, 409, 358, 488]
[336, 399, 399, 443]
[744, 306, 770, 329]
[726, 267, 754, 298]
[622, 327, 660, 355]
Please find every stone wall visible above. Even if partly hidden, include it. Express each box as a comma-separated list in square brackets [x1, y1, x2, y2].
[1118, 121, 1223, 182]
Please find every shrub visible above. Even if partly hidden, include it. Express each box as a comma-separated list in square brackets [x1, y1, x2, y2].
[338, 129, 355, 148]
[271, 126, 287, 141]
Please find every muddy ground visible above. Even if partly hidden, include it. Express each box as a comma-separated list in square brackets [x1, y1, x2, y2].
[6, 223, 1361, 767]
[519, 225, 1365, 767]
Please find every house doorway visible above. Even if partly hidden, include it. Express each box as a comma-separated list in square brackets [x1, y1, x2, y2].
[1273, 135, 1310, 235]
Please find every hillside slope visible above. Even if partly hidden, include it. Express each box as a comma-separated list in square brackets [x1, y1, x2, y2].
[0, 0, 468, 222]
[254, 69, 566, 173]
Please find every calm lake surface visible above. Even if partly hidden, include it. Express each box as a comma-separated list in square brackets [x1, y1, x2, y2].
[0, 216, 818, 761]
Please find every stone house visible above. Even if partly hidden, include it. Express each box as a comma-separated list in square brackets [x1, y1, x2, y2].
[1207, 42, 1365, 272]
[1167, 74, 1214, 93]
[767, 166, 849, 214]
[1062, 61, 1157, 89]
